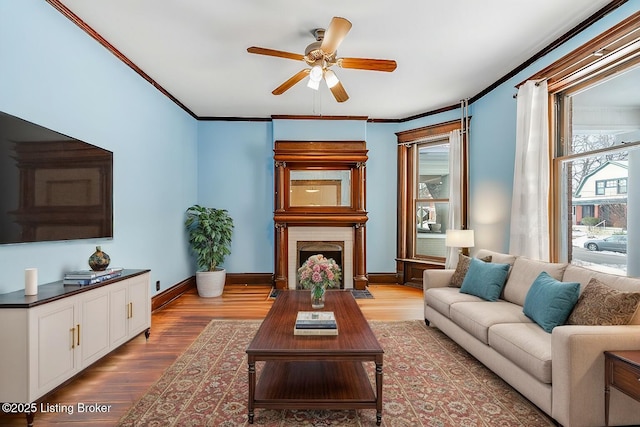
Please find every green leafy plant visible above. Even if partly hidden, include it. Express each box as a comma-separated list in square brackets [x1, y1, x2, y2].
[581, 216, 600, 226]
[185, 205, 234, 272]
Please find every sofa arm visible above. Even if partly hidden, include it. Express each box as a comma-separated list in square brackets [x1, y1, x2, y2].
[423, 269, 454, 292]
[551, 325, 640, 427]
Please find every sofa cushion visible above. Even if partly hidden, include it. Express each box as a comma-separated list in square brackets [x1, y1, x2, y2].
[425, 287, 484, 319]
[523, 272, 580, 333]
[567, 278, 640, 326]
[475, 249, 517, 266]
[503, 257, 568, 306]
[449, 254, 492, 288]
[562, 265, 640, 325]
[489, 323, 552, 384]
[460, 258, 510, 301]
[450, 301, 532, 344]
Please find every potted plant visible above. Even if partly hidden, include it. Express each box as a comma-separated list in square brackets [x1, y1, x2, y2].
[185, 204, 234, 297]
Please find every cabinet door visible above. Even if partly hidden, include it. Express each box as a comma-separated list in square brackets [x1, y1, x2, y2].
[109, 283, 128, 347]
[78, 286, 111, 367]
[127, 275, 150, 337]
[30, 299, 77, 399]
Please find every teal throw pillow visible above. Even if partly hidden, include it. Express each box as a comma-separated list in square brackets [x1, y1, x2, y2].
[459, 257, 510, 301]
[523, 271, 580, 333]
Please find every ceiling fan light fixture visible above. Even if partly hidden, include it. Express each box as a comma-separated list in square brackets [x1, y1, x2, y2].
[309, 65, 323, 81]
[307, 77, 321, 90]
[307, 65, 323, 90]
[324, 69, 339, 88]
[247, 16, 396, 102]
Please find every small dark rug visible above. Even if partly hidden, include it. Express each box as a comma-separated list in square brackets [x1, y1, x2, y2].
[268, 288, 280, 299]
[351, 289, 374, 299]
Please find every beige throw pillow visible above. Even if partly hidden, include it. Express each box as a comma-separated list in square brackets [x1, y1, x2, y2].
[449, 254, 492, 288]
[567, 278, 640, 326]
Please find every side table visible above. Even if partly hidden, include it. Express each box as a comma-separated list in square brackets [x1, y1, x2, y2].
[604, 350, 640, 427]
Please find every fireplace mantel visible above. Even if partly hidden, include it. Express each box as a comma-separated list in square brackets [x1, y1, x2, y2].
[273, 140, 368, 290]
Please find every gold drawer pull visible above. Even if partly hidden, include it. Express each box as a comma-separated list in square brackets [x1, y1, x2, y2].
[77, 324, 80, 346]
[70, 327, 76, 349]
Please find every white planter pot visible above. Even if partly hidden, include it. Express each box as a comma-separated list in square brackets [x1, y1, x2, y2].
[195, 269, 226, 298]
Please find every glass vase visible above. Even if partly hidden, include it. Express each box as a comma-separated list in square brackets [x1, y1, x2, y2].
[311, 284, 326, 309]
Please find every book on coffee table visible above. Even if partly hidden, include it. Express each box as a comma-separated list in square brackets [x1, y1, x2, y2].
[294, 311, 338, 335]
[294, 327, 338, 336]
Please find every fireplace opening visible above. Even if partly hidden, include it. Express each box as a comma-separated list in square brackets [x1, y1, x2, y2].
[296, 241, 344, 289]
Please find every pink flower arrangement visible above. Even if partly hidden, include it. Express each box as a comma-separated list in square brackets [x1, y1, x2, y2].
[297, 254, 342, 290]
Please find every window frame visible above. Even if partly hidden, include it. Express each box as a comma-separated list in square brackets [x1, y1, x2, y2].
[396, 119, 468, 267]
[523, 11, 640, 263]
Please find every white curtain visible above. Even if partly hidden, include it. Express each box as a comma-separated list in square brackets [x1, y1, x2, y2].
[445, 129, 463, 268]
[509, 80, 550, 260]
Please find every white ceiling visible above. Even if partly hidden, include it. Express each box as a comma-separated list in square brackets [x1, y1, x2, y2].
[57, 0, 613, 120]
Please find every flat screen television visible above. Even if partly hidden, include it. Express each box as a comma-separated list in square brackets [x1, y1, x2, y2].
[0, 111, 113, 245]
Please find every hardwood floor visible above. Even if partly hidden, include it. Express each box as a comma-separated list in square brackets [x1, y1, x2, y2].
[0, 284, 423, 426]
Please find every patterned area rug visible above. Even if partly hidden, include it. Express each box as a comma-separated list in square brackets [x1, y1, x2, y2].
[118, 320, 555, 426]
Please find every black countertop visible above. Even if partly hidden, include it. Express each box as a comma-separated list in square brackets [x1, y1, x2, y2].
[0, 269, 150, 308]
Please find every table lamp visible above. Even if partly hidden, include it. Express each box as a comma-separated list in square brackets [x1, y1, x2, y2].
[445, 229, 475, 256]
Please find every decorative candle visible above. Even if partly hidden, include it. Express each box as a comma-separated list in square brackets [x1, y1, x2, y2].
[25, 268, 38, 296]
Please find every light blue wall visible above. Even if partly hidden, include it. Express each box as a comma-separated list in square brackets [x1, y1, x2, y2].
[364, 122, 400, 272]
[0, 1, 197, 294]
[272, 119, 367, 140]
[197, 121, 273, 272]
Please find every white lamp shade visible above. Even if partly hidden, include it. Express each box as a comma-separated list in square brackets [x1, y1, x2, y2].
[309, 65, 323, 81]
[324, 69, 339, 88]
[307, 78, 320, 90]
[445, 229, 475, 248]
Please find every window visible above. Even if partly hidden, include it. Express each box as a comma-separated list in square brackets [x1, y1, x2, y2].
[596, 178, 627, 195]
[552, 52, 640, 275]
[397, 120, 467, 267]
[415, 140, 450, 257]
[543, 11, 640, 276]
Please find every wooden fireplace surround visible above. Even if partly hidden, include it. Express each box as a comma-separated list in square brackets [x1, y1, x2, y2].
[273, 140, 368, 290]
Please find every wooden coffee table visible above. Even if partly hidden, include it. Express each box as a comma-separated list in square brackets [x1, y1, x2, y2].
[246, 290, 384, 425]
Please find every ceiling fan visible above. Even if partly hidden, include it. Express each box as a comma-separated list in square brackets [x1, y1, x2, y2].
[247, 17, 397, 103]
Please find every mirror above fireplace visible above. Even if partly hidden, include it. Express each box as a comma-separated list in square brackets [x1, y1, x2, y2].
[290, 169, 351, 207]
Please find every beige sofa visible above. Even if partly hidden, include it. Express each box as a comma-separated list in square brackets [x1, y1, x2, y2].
[423, 249, 640, 427]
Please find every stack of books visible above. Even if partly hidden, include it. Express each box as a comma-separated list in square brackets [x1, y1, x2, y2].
[294, 311, 338, 335]
[63, 267, 123, 285]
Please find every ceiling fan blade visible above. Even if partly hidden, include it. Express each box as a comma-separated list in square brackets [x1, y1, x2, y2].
[328, 80, 349, 103]
[272, 69, 310, 95]
[247, 46, 304, 61]
[320, 17, 352, 55]
[339, 57, 397, 72]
